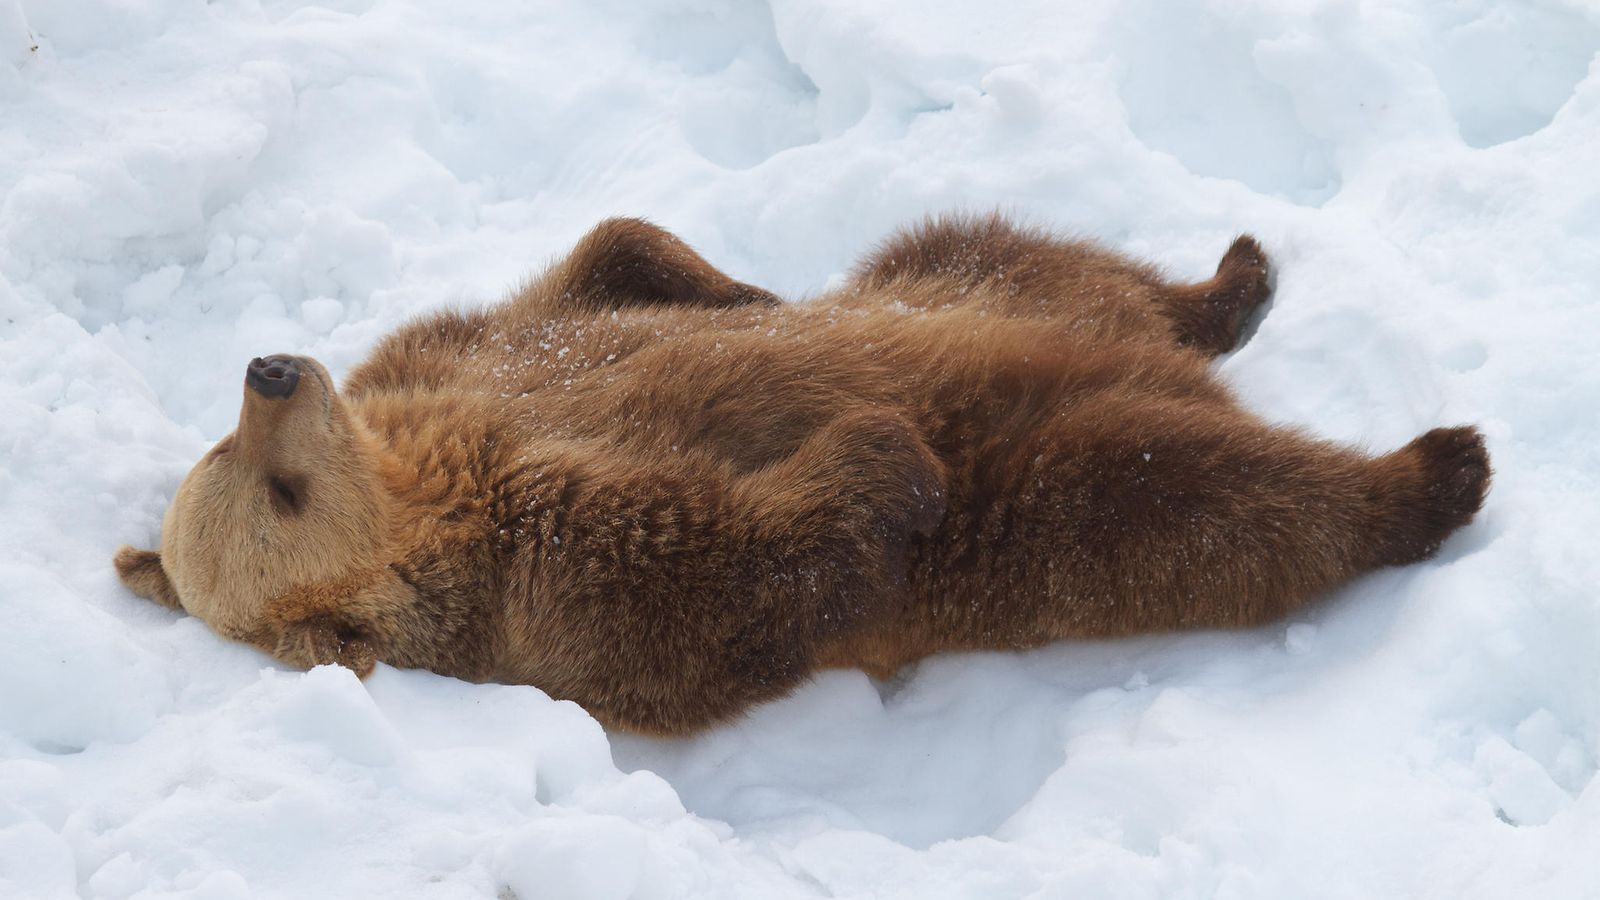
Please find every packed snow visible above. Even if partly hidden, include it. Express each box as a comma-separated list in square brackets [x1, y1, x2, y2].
[2, 0, 1597, 896]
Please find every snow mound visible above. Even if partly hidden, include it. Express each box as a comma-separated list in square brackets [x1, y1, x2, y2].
[2, 0, 1597, 897]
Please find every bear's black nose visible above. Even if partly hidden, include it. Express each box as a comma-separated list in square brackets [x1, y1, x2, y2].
[246, 355, 301, 399]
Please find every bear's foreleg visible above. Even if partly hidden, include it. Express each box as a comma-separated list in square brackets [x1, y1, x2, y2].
[532, 409, 947, 734]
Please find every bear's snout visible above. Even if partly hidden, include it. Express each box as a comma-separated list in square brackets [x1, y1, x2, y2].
[246, 355, 301, 399]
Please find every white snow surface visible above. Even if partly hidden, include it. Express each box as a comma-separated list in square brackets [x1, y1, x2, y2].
[2, 0, 1598, 896]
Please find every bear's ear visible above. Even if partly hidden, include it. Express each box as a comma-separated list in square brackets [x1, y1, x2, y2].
[113, 546, 182, 610]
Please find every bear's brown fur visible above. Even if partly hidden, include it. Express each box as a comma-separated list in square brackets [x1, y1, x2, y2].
[114, 213, 1490, 735]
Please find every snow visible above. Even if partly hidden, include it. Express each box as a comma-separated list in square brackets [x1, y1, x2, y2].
[1, 0, 1597, 896]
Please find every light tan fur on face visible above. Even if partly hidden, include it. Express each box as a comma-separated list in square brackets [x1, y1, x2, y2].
[115, 214, 1489, 735]
[122, 357, 394, 644]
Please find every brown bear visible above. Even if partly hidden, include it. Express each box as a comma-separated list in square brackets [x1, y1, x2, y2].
[114, 213, 1490, 736]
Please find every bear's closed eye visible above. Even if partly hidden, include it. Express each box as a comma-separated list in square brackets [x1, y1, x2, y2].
[268, 475, 306, 514]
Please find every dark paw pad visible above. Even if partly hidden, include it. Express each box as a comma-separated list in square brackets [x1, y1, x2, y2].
[1417, 425, 1491, 518]
[1380, 425, 1491, 564]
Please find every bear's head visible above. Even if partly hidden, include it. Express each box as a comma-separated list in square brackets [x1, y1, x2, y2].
[114, 355, 393, 642]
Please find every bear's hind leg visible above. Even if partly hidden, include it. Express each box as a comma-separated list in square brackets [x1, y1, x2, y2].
[847, 213, 1159, 304]
[848, 214, 1223, 344]
[953, 399, 1489, 643]
[1153, 235, 1273, 357]
[849, 212, 1047, 291]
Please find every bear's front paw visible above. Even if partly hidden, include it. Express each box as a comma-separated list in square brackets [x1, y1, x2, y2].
[275, 619, 378, 678]
[822, 410, 948, 586]
[828, 410, 948, 535]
